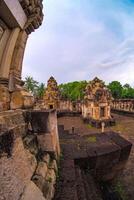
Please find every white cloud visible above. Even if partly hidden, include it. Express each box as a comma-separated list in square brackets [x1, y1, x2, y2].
[22, 0, 134, 86]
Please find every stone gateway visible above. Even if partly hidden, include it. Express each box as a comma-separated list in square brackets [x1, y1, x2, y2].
[0, 0, 43, 111]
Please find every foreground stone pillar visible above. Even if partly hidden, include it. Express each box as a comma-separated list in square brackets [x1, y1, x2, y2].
[26, 109, 60, 158]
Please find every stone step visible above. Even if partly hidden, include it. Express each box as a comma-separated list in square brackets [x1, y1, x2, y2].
[75, 165, 87, 200]
[82, 171, 103, 200]
[53, 159, 78, 200]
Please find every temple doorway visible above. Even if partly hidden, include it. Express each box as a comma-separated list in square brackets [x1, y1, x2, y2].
[100, 107, 105, 117]
[49, 104, 54, 109]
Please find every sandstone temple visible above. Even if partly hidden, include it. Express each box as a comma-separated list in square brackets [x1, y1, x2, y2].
[82, 77, 115, 127]
[0, 1, 133, 200]
[44, 76, 60, 109]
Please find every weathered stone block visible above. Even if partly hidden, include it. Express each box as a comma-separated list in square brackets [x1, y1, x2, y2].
[0, 85, 10, 111]
[10, 89, 34, 110]
[23, 134, 38, 155]
[26, 110, 60, 157]
[0, 129, 14, 158]
[32, 175, 45, 192]
[35, 162, 48, 179]
[37, 134, 55, 153]
[46, 168, 56, 184]
[43, 181, 55, 200]
[25, 149, 37, 174]
[43, 169, 56, 200]
[49, 159, 58, 172]
[20, 181, 46, 200]
[95, 142, 120, 169]
[26, 110, 50, 133]
[42, 153, 50, 165]
[108, 132, 132, 161]
[0, 137, 34, 200]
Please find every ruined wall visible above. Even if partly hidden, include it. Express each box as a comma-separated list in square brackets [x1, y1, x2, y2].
[0, 110, 60, 200]
[112, 99, 134, 112]
[59, 100, 73, 111]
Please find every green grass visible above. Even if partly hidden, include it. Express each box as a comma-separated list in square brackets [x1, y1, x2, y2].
[114, 181, 128, 200]
[86, 136, 97, 143]
[87, 124, 92, 129]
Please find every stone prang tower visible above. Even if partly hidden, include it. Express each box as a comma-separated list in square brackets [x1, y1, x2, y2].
[82, 77, 115, 127]
[44, 76, 60, 109]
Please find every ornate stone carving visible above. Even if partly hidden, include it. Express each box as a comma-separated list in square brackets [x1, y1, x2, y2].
[19, 0, 44, 34]
[82, 77, 114, 126]
[85, 77, 112, 104]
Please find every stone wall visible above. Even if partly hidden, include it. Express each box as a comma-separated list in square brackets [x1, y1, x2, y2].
[112, 99, 134, 112]
[0, 109, 60, 200]
[59, 100, 73, 111]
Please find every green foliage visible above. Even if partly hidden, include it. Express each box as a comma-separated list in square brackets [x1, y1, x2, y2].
[24, 76, 38, 95]
[36, 83, 45, 99]
[108, 81, 134, 99]
[87, 124, 92, 129]
[24, 76, 134, 100]
[107, 81, 123, 99]
[59, 81, 88, 101]
[24, 76, 45, 99]
[122, 84, 134, 98]
[86, 136, 97, 143]
[114, 181, 127, 200]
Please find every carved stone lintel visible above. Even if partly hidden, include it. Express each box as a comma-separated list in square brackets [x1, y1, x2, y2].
[19, 0, 44, 34]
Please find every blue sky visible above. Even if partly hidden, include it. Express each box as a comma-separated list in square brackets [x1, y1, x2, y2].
[22, 0, 134, 86]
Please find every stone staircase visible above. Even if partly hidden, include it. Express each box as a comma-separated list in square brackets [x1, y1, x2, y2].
[75, 165, 102, 200]
[54, 125, 103, 200]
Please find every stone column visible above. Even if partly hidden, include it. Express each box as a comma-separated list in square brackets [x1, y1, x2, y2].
[0, 28, 20, 80]
[9, 30, 28, 91]
[0, 28, 20, 111]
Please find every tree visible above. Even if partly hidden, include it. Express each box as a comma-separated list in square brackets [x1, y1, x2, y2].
[36, 83, 45, 99]
[59, 81, 88, 101]
[24, 76, 39, 95]
[122, 83, 134, 98]
[107, 81, 123, 99]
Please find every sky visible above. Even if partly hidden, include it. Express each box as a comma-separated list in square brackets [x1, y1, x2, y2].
[22, 0, 134, 86]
